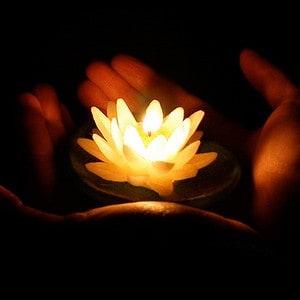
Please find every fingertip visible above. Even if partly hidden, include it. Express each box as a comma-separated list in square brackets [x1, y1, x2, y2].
[17, 92, 40, 111]
[32, 83, 58, 102]
[239, 48, 260, 67]
[77, 79, 109, 111]
[111, 53, 144, 70]
[86, 61, 107, 81]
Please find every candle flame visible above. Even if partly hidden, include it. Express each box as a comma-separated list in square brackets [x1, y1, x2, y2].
[142, 100, 163, 135]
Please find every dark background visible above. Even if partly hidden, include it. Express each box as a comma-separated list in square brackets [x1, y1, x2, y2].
[1, 6, 300, 197]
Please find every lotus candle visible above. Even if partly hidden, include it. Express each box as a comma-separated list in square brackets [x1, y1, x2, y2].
[77, 98, 217, 197]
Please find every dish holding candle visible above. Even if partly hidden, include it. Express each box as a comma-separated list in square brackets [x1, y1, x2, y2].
[70, 98, 241, 208]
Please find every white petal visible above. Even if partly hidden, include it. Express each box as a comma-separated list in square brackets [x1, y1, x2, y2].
[172, 140, 200, 169]
[86, 162, 127, 182]
[186, 110, 204, 141]
[116, 98, 137, 133]
[170, 166, 198, 180]
[145, 135, 167, 161]
[142, 100, 163, 133]
[93, 133, 123, 164]
[162, 106, 184, 134]
[91, 106, 112, 143]
[123, 144, 148, 171]
[111, 117, 123, 154]
[164, 119, 190, 158]
[123, 125, 145, 157]
[77, 138, 108, 162]
[188, 152, 218, 169]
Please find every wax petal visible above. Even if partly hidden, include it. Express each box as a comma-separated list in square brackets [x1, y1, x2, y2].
[123, 145, 148, 171]
[77, 138, 109, 162]
[151, 161, 175, 174]
[123, 125, 145, 157]
[145, 135, 167, 161]
[189, 152, 218, 169]
[164, 119, 190, 157]
[86, 162, 127, 182]
[172, 140, 200, 169]
[186, 130, 203, 145]
[171, 166, 198, 180]
[142, 100, 163, 133]
[147, 177, 174, 196]
[116, 98, 137, 133]
[127, 175, 149, 187]
[162, 106, 184, 133]
[107, 101, 117, 120]
[93, 133, 123, 164]
[187, 110, 204, 140]
[111, 117, 123, 154]
[91, 106, 112, 143]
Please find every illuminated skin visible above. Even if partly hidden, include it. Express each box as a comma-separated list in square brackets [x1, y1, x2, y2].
[0, 48, 299, 243]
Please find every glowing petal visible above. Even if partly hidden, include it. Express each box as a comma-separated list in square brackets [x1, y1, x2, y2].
[77, 138, 109, 162]
[93, 133, 123, 164]
[151, 161, 175, 174]
[123, 125, 145, 157]
[147, 177, 174, 196]
[142, 100, 163, 133]
[111, 117, 123, 154]
[188, 110, 204, 140]
[91, 106, 112, 143]
[187, 131, 203, 145]
[173, 140, 200, 169]
[189, 152, 218, 169]
[127, 175, 149, 187]
[116, 98, 137, 132]
[107, 101, 117, 120]
[171, 166, 198, 180]
[86, 162, 127, 182]
[162, 106, 184, 133]
[123, 145, 149, 172]
[165, 119, 190, 157]
[145, 135, 167, 161]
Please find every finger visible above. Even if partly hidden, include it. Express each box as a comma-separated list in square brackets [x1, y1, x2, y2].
[239, 48, 300, 109]
[18, 92, 56, 201]
[77, 79, 110, 112]
[85, 60, 148, 113]
[33, 83, 68, 143]
[60, 102, 74, 133]
[111, 54, 253, 160]
[111, 54, 202, 116]
[0, 185, 63, 223]
[18, 92, 53, 157]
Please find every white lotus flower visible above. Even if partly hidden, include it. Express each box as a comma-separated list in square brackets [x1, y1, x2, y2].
[77, 98, 217, 196]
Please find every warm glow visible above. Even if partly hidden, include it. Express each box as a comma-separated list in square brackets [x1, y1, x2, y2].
[142, 100, 163, 135]
[78, 98, 217, 196]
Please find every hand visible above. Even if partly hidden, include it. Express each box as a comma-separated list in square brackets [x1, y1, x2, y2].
[15, 83, 78, 213]
[78, 48, 300, 238]
[1, 83, 258, 243]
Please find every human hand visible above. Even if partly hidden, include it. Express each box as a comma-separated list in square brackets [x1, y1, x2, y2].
[15, 83, 80, 213]
[78, 49, 300, 238]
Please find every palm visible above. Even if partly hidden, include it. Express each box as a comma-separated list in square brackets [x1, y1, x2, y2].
[78, 49, 300, 233]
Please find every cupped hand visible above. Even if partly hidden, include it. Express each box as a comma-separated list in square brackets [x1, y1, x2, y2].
[78, 48, 300, 236]
[16, 83, 81, 213]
